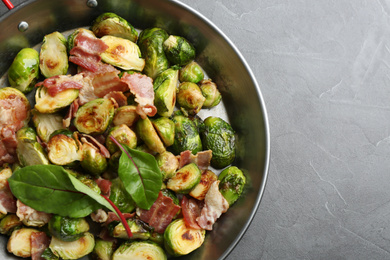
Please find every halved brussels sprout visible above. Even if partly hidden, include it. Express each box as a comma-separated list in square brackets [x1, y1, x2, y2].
[164, 218, 205, 256]
[177, 82, 205, 115]
[0, 87, 30, 126]
[8, 48, 39, 93]
[136, 117, 166, 154]
[0, 214, 22, 235]
[40, 31, 69, 78]
[41, 248, 59, 260]
[138, 28, 169, 79]
[50, 129, 73, 139]
[189, 169, 218, 201]
[149, 232, 164, 245]
[105, 124, 137, 154]
[109, 218, 150, 240]
[218, 166, 246, 206]
[199, 79, 222, 108]
[153, 68, 178, 117]
[91, 12, 138, 42]
[108, 151, 121, 174]
[35, 85, 79, 113]
[16, 127, 49, 166]
[80, 143, 108, 177]
[155, 151, 179, 180]
[7, 228, 40, 258]
[0, 166, 12, 190]
[100, 35, 145, 71]
[92, 239, 116, 260]
[49, 215, 89, 242]
[163, 35, 195, 66]
[179, 61, 204, 83]
[47, 134, 80, 165]
[76, 175, 101, 194]
[67, 28, 95, 53]
[112, 105, 139, 127]
[167, 163, 201, 194]
[151, 117, 175, 147]
[32, 109, 64, 143]
[171, 115, 202, 155]
[74, 98, 116, 135]
[50, 232, 95, 260]
[200, 116, 235, 169]
[109, 178, 136, 213]
[113, 241, 166, 260]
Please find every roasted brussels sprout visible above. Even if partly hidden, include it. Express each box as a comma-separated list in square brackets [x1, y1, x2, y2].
[171, 115, 202, 155]
[74, 98, 116, 135]
[8, 48, 39, 93]
[112, 241, 167, 260]
[76, 175, 101, 194]
[189, 169, 218, 201]
[199, 79, 222, 108]
[105, 124, 137, 154]
[100, 35, 145, 71]
[167, 163, 201, 194]
[47, 134, 80, 166]
[109, 178, 136, 213]
[153, 68, 178, 117]
[91, 12, 138, 42]
[177, 82, 206, 115]
[50, 232, 95, 260]
[179, 61, 204, 83]
[32, 110, 64, 143]
[16, 127, 49, 166]
[136, 117, 166, 154]
[138, 28, 170, 79]
[149, 231, 164, 245]
[164, 218, 205, 256]
[7, 228, 40, 258]
[0, 214, 22, 235]
[48, 215, 89, 242]
[163, 35, 195, 66]
[80, 142, 108, 177]
[112, 105, 139, 127]
[41, 248, 59, 260]
[155, 151, 179, 180]
[50, 129, 73, 139]
[0, 87, 30, 126]
[67, 29, 95, 52]
[108, 151, 121, 174]
[109, 218, 150, 240]
[92, 239, 116, 260]
[39, 31, 68, 78]
[200, 116, 235, 169]
[151, 117, 175, 147]
[218, 166, 246, 206]
[35, 85, 79, 113]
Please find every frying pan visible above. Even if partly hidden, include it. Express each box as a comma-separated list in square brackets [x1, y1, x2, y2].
[0, 0, 270, 259]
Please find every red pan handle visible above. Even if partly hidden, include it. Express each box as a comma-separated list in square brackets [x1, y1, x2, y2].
[2, 0, 14, 9]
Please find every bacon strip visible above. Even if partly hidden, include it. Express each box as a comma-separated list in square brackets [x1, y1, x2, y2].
[177, 150, 213, 170]
[104, 91, 127, 107]
[63, 98, 80, 128]
[92, 71, 128, 98]
[31, 231, 50, 260]
[137, 191, 181, 233]
[105, 212, 135, 225]
[95, 177, 112, 197]
[36, 74, 84, 97]
[181, 196, 203, 229]
[74, 132, 110, 158]
[0, 188, 16, 214]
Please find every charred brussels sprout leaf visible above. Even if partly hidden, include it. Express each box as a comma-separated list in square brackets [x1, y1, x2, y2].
[91, 12, 138, 42]
[109, 178, 136, 213]
[32, 110, 64, 143]
[151, 117, 175, 147]
[218, 166, 246, 205]
[153, 68, 178, 117]
[135, 117, 166, 154]
[7, 228, 40, 258]
[179, 61, 204, 83]
[155, 151, 179, 180]
[47, 134, 80, 166]
[171, 115, 202, 155]
[201, 116, 235, 169]
[80, 143, 108, 177]
[92, 239, 116, 260]
[177, 82, 205, 115]
[39, 32, 69, 78]
[199, 79, 222, 108]
[163, 35, 196, 66]
[8, 48, 39, 94]
[35, 86, 79, 113]
[112, 241, 167, 260]
[49, 232, 95, 260]
[48, 215, 89, 242]
[106, 124, 137, 154]
[167, 163, 201, 194]
[100, 35, 145, 71]
[16, 127, 49, 167]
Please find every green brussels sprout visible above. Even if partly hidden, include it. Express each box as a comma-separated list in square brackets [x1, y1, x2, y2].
[47, 134, 80, 166]
[167, 163, 201, 194]
[179, 61, 204, 83]
[163, 35, 195, 66]
[200, 116, 235, 169]
[32, 110, 64, 143]
[49, 232, 95, 260]
[41, 248, 59, 260]
[0, 87, 30, 126]
[112, 105, 139, 127]
[39, 31, 68, 78]
[138, 28, 170, 79]
[91, 12, 138, 42]
[109, 178, 136, 213]
[67, 29, 95, 53]
[100, 35, 145, 71]
[48, 215, 89, 242]
[77, 175, 101, 194]
[199, 79, 222, 108]
[149, 231, 164, 245]
[8, 48, 39, 93]
[218, 166, 246, 206]
[16, 127, 49, 167]
[108, 151, 121, 174]
[164, 218, 205, 256]
[171, 115, 202, 155]
[35, 85, 79, 113]
[0, 214, 22, 235]
[153, 68, 179, 117]
[109, 218, 151, 240]
[105, 124, 137, 154]
[112, 241, 166, 260]
[177, 82, 206, 115]
[151, 117, 175, 147]
[7, 228, 40, 258]
[136, 117, 166, 154]
[92, 239, 116, 260]
[155, 151, 179, 180]
[189, 169, 218, 201]
[49, 129, 73, 139]
[80, 143, 107, 177]
[74, 98, 116, 135]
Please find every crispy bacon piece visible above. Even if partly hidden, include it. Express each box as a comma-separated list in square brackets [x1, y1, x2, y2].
[74, 132, 110, 159]
[0, 188, 16, 214]
[181, 196, 203, 229]
[95, 177, 112, 197]
[63, 98, 80, 128]
[177, 150, 213, 170]
[92, 71, 128, 98]
[106, 212, 135, 225]
[16, 200, 51, 227]
[104, 91, 127, 107]
[31, 231, 50, 260]
[137, 191, 181, 233]
[36, 74, 84, 97]
[121, 73, 157, 119]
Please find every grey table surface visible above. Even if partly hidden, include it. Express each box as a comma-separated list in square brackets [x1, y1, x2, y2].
[2, 0, 390, 259]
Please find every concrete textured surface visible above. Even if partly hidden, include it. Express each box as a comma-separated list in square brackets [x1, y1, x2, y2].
[3, 0, 390, 259]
